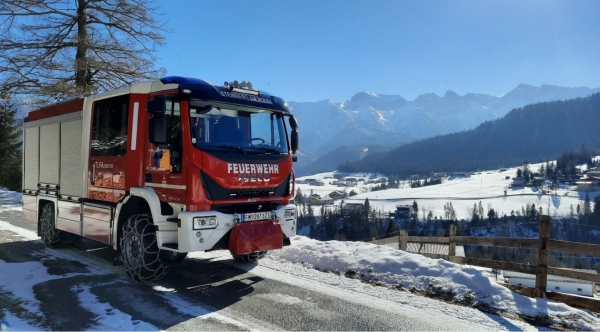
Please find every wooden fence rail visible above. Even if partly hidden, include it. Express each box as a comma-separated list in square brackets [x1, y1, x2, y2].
[396, 215, 600, 299]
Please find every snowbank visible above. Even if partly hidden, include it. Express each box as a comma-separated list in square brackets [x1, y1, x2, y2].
[269, 236, 600, 330]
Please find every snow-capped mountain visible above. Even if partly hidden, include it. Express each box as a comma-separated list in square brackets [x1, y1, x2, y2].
[289, 84, 600, 175]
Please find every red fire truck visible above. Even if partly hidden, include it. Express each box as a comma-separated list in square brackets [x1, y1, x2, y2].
[22, 77, 299, 281]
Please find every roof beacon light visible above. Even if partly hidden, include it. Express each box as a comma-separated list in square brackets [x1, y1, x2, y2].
[224, 80, 258, 95]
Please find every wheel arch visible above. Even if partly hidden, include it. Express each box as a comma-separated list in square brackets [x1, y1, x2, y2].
[112, 187, 161, 250]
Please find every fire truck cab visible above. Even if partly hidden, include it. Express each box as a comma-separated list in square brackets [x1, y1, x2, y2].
[22, 77, 299, 281]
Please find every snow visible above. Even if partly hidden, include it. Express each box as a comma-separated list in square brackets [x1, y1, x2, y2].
[0, 187, 22, 212]
[72, 284, 158, 331]
[193, 240, 598, 330]
[263, 236, 600, 330]
[152, 286, 254, 330]
[0, 311, 40, 331]
[0, 218, 153, 331]
[0, 259, 85, 315]
[297, 162, 587, 220]
[0, 216, 260, 331]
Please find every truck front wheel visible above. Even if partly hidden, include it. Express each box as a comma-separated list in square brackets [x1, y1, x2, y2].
[231, 251, 267, 263]
[120, 214, 167, 282]
[39, 202, 81, 248]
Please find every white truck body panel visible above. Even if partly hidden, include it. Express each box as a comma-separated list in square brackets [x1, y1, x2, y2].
[23, 127, 40, 191]
[59, 119, 84, 197]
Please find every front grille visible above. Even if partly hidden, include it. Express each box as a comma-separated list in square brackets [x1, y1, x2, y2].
[201, 171, 291, 200]
[227, 188, 276, 198]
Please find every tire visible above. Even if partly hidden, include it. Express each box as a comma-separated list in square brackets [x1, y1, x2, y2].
[231, 251, 267, 263]
[120, 214, 167, 282]
[39, 202, 81, 248]
[159, 251, 187, 265]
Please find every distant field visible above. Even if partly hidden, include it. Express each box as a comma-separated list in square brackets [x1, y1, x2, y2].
[296, 162, 595, 220]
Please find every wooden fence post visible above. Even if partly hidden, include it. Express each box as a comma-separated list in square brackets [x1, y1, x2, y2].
[449, 224, 456, 257]
[535, 215, 550, 298]
[398, 230, 407, 251]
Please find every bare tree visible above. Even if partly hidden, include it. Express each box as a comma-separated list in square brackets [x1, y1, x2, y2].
[0, 0, 167, 104]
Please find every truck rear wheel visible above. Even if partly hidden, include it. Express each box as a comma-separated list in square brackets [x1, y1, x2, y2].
[39, 202, 81, 248]
[120, 214, 167, 282]
[231, 251, 267, 263]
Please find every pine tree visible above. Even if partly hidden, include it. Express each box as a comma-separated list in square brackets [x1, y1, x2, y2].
[363, 197, 371, 219]
[386, 219, 398, 234]
[411, 200, 419, 221]
[570, 204, 575, 219]
[530, 203, 537, 220]
[443, 203, 449, 220]
[0, 97, 22, 191]
[448, 202, 456, 220]
[584, 191, 592, 215]
[593, 196, 600, 219]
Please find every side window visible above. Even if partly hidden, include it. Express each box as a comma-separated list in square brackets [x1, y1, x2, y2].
[166, 101, 182, 173]
[91, 95, 129, 156]
[165, 101, 181, 150]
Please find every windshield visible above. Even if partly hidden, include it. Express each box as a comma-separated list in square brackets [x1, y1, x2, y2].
[189, 101, 289, 155]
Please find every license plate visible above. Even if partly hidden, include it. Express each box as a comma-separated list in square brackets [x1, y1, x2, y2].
[242, 211, 271, 222]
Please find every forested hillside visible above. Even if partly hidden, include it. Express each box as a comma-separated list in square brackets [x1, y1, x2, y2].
[339, 93, 600, 176]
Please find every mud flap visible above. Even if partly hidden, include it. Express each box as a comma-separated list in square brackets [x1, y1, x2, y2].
[229, 221, 283, 255]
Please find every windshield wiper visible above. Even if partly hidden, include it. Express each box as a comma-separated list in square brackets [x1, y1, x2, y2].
[246, 146, 281, 154]
[215, 145, 247, 154]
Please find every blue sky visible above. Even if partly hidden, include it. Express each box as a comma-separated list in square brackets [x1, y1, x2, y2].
[154, 0, 600, 103]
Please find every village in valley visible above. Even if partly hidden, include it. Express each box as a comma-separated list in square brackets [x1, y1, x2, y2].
[293, 155, 600, 299]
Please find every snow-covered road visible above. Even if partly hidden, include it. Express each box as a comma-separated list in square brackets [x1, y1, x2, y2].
[1, 185, 598, 331]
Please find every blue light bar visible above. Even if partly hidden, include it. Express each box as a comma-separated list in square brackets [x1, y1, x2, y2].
[160, 76, 211, 85]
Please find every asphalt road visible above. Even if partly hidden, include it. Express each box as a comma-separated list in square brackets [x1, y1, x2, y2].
[0, 207, 499, 331]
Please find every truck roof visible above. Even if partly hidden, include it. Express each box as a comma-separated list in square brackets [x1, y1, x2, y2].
[27, 76, 289, 122]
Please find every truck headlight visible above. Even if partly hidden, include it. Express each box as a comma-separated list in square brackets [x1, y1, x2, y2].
[193, 216, 218, 229]
[284, 208, 296, 220]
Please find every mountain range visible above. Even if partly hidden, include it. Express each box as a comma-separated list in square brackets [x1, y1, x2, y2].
[289, 84, 600, 176]
[339, 92, 600, 176]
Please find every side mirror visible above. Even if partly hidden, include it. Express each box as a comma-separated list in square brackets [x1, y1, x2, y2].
[289, 115, 299, 155]
[147, 98, 167, 146]
[291, 130, 298, 154]
[147, 98, 166, 115]
[289, 115, 298, 130]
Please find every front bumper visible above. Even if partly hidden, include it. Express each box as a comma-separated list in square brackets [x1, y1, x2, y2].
[171, 204, 297, 253]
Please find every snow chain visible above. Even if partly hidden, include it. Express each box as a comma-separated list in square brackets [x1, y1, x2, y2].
[120, 214, 167, 282]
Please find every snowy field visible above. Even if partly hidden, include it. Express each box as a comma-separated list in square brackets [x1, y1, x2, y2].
[296, 162, 593, 220]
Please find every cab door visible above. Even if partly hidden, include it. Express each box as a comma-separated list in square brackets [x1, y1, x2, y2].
[144, 100, 188, 205]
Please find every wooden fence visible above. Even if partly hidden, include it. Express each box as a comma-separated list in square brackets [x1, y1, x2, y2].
[395, 215, 600, 311]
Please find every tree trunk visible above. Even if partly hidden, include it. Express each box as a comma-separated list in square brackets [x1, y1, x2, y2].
[75, 0, 89, 95]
